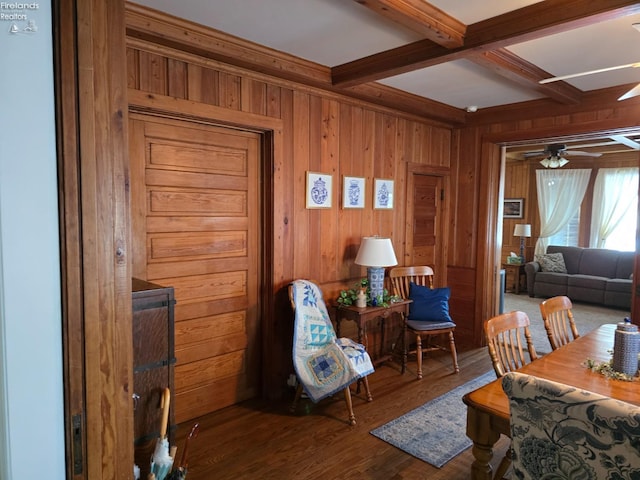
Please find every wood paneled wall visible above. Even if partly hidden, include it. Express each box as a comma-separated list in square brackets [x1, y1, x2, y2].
[125, 34, 455, 398]
[124, 4, 640, 404]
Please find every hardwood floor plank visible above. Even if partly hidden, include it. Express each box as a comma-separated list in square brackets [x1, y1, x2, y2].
[172, 347, 511, 479]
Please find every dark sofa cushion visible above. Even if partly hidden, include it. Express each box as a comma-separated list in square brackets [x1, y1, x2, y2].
[547, 246, 583, 274]
[568, 274, 608, 290]
[605, 278, 632, 294]
[577, 249, 618, 278]
[615, 251, 635, 279]
[535, 272, 569, 286]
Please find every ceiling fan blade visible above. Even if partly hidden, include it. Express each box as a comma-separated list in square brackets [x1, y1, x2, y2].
[564, 150, 602, 157]
[522, 150, 547, 158]
[539, 62, 640, 84]
[618, 83, 640, 101]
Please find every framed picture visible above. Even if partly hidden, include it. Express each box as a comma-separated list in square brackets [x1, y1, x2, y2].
[374, 178, 394, 209]
[342, 176, 365, 209]
[306, 172, 332, 208]
[504, 198, 524, 218]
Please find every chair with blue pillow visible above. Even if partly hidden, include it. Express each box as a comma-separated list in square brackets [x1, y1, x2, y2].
[389, 266, 459, 379]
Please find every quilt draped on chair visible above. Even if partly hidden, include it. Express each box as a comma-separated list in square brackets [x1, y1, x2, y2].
[292, 280, 374, 403]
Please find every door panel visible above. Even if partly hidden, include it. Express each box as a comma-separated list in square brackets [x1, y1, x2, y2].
[410, 174, 442, 268]
[130, 115, 261, 423]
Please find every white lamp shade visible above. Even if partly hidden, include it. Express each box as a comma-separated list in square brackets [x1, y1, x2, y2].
[513, 224, 531, 237]
[354, 237, 398, 267]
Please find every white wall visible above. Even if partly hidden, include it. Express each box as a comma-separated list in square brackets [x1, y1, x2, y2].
[0, 3, 65, 478]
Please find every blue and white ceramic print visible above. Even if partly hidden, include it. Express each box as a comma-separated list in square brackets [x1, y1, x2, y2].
[311, 176, 328, 205]
[377, 183, 390, 207]
[348, 179, 361, 206]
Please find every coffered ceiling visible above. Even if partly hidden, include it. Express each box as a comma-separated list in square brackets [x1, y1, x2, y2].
[130, 0, 640, 158]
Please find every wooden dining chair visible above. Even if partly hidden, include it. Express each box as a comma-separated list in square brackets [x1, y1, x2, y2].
[389, 266, 459, 379]
[484, 310, 538, 479]
[539, 295, 579, 351]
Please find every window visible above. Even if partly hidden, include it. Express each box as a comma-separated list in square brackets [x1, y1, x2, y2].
[603, 205, 637, 251]
[548, 209, 580, 247]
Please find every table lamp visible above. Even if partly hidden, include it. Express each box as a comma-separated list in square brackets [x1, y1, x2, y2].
[513, 224, 531, 263]
[354, 236, 398, 304]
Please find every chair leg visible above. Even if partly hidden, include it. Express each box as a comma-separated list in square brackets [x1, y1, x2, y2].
[494, 445, 512, 480]
[449, 331, 460, 373]
[416, 334, 423, 380]
[361, 375, 373, 402]
[290, 383, 303, 413]
[343, 387, 356, 426]
[401, 323, 408, 375]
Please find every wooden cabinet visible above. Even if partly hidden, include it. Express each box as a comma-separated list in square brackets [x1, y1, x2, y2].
[132, 278, 176, 475]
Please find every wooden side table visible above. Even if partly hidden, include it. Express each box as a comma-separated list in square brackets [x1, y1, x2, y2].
[502, 263, 526, 294]
[331, 299, 412, 366]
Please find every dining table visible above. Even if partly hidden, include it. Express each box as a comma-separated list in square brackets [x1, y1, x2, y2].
[462, 323, 640, 480]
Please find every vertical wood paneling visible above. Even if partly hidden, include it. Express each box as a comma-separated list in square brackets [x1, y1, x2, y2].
[126, 42, 456, 404]
[187, 64, 219, 105]
[72, 0, 133, 477]
[138, 50, 167, 94]
[167, 58, 187, 98]
[219, 72, 241, 110]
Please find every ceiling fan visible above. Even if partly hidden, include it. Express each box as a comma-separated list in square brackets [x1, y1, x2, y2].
[523, 143, 602, 168]
[539, 23, 640, 101]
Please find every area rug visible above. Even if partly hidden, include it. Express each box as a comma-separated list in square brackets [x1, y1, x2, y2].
[370, 371, 496, 468]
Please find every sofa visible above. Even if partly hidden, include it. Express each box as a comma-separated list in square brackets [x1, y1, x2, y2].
[524, 245, 634, 309]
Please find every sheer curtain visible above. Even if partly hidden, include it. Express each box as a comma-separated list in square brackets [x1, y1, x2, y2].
[535, 169, 591, 256]
[590, 167, 639, 248]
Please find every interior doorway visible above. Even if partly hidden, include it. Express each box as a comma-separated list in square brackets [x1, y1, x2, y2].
[494, 129, 640, 318]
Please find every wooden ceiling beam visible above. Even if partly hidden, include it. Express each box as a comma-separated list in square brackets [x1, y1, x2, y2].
[352, 0, 466, 48]
[470, 49, 583, 105]
[333, 0, 640, 87]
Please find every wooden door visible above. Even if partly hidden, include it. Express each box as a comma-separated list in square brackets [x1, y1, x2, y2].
[129, 115, 262, 423]
[406, 171, 446, 278]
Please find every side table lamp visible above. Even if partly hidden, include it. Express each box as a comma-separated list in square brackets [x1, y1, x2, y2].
[354, 236, 398, 305]
[513, 224, 531, 264]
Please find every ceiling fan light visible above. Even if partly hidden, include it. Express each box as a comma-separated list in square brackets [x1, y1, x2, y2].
[540, 156, 569, 168]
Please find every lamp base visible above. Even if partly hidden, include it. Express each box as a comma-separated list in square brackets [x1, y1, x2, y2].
[367, 267, 385, 305]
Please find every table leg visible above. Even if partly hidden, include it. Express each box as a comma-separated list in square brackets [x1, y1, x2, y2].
[466, 406, 501, 480]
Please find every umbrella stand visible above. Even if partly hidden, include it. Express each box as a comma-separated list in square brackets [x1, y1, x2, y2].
[167, 422, 200, 480]
[150, 388, 173, 480]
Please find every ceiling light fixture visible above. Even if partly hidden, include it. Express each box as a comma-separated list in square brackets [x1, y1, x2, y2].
[540, 155, 569, 168]
[465, 105, 478, 113]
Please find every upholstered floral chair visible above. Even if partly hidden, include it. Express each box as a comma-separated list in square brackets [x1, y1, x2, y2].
[502, 371, 640, 480]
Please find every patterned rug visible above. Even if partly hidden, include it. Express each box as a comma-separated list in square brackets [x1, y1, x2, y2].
[370, 371, 496, 468]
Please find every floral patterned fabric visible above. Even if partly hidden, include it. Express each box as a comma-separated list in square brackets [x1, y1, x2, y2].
[535, 252, 568, 273]
[502, 372, 640, 480]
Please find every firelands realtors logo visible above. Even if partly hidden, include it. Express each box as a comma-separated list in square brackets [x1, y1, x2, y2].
[1, 2, 39, 35]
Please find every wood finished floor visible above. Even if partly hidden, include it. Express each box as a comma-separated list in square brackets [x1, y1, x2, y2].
[174, 347, 511, 480]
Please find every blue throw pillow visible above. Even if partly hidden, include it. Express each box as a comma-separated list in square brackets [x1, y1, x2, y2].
[408, 282, 452, 322]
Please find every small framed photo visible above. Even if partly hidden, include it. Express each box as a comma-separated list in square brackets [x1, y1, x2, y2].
[342, 176, 365, 209]
[374, 178, 394, 209]
[306, 172, 332, 209]
[504, 198, 524, 218]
